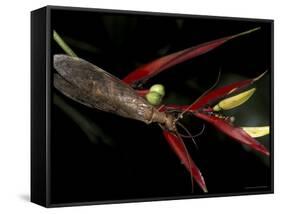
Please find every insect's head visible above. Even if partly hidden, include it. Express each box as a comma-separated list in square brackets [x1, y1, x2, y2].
[163, 109, 205, 140]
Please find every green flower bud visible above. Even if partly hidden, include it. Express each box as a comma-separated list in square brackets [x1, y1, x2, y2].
[149, 84, 165, 97]
[146, 91, 162, 106]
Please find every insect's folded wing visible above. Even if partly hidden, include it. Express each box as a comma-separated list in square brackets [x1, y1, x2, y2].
[54, 73, 92, 108]
[163, 130, 208, 193]
[194, 113, 270, 156]
[123, 28, 260, 86]
[53, 54, 94, 89]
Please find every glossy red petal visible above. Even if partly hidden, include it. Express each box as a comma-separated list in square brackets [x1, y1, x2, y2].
[194, 112, 270, 156]
[163, 130, 208, 192]
[123, 28, 260, 85]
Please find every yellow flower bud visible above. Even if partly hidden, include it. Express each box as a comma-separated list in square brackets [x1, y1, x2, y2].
[213, 88, 256, 111]
[242, 126, 270, 138]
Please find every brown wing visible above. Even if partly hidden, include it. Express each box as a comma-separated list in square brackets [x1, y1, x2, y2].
[54, 73, 92, 108]
[53, 54, 154, 123]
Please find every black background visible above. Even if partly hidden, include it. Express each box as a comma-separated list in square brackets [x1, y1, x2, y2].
[50, 8, 272, 205]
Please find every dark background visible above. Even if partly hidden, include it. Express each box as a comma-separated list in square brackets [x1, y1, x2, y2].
[50, 8, 272, 205]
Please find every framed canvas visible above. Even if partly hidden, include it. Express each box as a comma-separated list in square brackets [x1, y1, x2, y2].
[31, 5, 274, 207]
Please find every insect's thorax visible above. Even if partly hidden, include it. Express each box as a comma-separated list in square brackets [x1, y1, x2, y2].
[149, 109, 177, 132]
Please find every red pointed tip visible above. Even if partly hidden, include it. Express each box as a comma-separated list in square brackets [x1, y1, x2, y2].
[194, 170, 208, 193]
[163, 130, 207, 193]
[251, 141, 270, 156]
[256, 144, 270, 156]
[196, 170, 208, 193]
[202, 185, 208, 193]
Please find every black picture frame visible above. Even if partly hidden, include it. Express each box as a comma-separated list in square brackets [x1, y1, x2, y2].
[31, 5, 274, 208]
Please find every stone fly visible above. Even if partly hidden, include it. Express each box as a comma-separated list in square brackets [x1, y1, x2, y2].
[53, 54, 179, 133]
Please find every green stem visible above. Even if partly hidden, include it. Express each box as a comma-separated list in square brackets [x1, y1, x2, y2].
[53, 30, 78, 57]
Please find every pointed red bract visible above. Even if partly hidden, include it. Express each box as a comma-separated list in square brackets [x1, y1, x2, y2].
[123, 28, 260, 85]
[165, 72, 265, 111]
[194, 112, 270, 156]
[189, 79, 253, 111]
[163, 130, 208, 192]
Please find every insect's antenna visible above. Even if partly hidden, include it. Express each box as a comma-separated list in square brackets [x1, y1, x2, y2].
[177, 122, 203, 150]
[166, 108, 183, 115]
[178, 122, 205, 139]
[176, 70, 222, 122]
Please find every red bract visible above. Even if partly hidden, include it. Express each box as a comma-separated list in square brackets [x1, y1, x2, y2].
[124, 28, 268, 193]
[161, 75, 269, 156]
[123, 27, 260, 86]
[189, 72, 265, 111]
[194, 112, 269, 156]
[189, 79, 252, 110]
[158, 73, 269, 192]
[163, 130, 208, 192]
[159, 75, 259, 111]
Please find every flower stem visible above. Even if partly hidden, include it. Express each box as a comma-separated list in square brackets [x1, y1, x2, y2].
[53, 30, 78, 57]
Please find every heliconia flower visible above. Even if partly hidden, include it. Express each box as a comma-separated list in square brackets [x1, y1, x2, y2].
[121, 28, 267, 193]
[164, 75, 270, 156]
[157, 74, 270, 192]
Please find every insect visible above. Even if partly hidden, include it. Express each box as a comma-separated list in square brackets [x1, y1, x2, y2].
[54, 54, 179, 134]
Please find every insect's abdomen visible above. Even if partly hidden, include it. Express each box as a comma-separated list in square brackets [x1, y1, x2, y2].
[54, 55, 156, 124]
